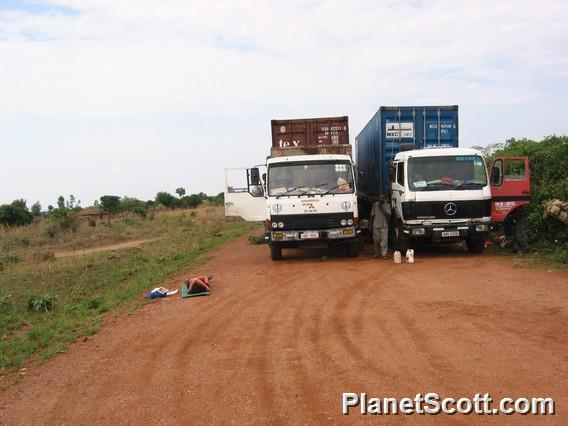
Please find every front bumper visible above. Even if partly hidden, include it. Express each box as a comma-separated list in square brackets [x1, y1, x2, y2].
[403, 222, 490, 242]
[267, 226, 359, 243]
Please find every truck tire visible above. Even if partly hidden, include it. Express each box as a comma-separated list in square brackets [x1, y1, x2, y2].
[270, 244, 282, 261]
[394, 222, 409, 253]
[345, 241, 360, 258]
[466, 237, 485, 254]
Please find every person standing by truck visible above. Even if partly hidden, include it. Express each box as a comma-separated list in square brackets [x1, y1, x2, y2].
[503, 208, 529, 253]
[371, 194, 390, 259]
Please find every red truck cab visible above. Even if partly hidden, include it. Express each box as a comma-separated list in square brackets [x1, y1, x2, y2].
[490, 157, 530, 223]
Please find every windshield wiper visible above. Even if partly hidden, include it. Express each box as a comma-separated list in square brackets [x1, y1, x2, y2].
[321, 183, 352, 196]
[421, 181, 455, 191]
[276, 182, 328, 198]
[297, 182, 330, 196]
[455, 181, 485, 189]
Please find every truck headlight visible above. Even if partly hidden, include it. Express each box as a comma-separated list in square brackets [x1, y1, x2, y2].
[347, 219, 353, 226]
[475, 224, 488, 232]
[272, 222, 278, 229]
[411, 227, 426, 236]
[277, 222, 284, 229]
[340, 219, 347, 226]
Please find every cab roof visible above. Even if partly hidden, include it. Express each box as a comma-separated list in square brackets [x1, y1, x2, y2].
[394, 147, 484, 161]
[267, 154, 352, 164]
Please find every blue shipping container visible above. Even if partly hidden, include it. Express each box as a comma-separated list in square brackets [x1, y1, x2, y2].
[355, 105, 459, 196]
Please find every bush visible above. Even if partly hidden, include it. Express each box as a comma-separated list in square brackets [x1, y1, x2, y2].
[46, 208, 79, 234]
[180, 194, 202, 208]
[120, 197, 148, 217]
[155, 192, 179, 208]
[0, 293, 12, 311]
[0, 199, 34, 227]
[28, 294, 58, 312]
[1, 253, 21, 264]
[248, 235, 267, 245]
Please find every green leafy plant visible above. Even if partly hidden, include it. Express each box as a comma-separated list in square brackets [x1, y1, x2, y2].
[0, 199, 34, 227]
[28, 294, 58, 312]
[248, 235, 267, 245]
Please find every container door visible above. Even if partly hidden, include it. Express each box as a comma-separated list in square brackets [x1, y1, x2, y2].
[490, 157, 530, 222]
[224, 168, 266, 221]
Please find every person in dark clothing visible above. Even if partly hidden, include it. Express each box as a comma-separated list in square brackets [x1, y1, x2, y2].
[371, 194, 391, 259]
[503, 209, 529, 253]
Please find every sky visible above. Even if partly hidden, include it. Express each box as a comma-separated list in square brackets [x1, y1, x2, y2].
[1, 0, 567, 208]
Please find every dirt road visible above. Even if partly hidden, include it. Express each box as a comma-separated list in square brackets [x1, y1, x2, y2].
[54, 238, 160, 258]
[1, 233, 567, 424]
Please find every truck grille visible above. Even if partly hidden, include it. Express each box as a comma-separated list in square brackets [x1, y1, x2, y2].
[271, 213, 354, 230]
[402, 200, 491, 220]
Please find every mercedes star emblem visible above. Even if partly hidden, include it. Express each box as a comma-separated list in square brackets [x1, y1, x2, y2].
[444, 202, 457, 216]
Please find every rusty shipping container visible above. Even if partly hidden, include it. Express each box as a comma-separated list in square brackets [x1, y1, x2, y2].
[270, 116, 350, 157]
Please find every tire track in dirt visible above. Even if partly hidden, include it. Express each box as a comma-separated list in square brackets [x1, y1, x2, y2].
[330, 270, 400, 385]
[287, 277, 328, 421]
[164, 261, 308, 424]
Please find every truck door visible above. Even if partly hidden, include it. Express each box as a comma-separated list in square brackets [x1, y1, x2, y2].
[490, 157, 530, 222]
[224, 168, 266, 221]
[391, 161, 405, 219]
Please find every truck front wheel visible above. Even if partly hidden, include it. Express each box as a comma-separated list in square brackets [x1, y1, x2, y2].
[345, 241, 360, 258]
[394, 222, 409, 253]
[466, 237, 485, 254]
[270, 244, 282, 261]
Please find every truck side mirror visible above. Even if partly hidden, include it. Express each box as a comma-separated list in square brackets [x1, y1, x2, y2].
[247, 167, 264, 197]
[249, 168, 261, 185]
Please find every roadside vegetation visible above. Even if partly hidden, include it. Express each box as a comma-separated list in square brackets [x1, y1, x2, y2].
[0, 203, 257, 381]
[476, 135, 568, 265]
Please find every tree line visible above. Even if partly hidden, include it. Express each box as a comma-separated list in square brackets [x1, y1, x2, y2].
[0, 188, 224, 227]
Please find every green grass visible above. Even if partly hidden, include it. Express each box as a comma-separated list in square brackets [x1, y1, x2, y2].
[484, 242, 568, 269]
[0, 208, 258, 375]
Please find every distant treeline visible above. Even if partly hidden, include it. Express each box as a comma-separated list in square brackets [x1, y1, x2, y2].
[0, 188, 224, 228]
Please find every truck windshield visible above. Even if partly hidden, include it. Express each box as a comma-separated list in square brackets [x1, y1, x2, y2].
[408, 155, 487, 191]
[268, 161, 354, 196]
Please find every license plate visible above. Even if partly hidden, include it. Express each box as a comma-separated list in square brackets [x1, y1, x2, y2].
[300, 231, 319, 239]
[442, 231, 460, 237]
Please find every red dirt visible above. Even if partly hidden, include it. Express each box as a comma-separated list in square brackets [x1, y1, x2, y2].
[1, 233, 567, 424]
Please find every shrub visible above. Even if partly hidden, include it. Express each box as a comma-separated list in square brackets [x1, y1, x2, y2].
[248, 235, 267, 245]
[46, 208, 78, 234]
[1, 253, 21, 264]
[120, 197, 148, 217]
[0, 293, 12, 311]
[0, 199, 34, 227]
[155, 192, 179, 208]
[28, 294, 58, 312]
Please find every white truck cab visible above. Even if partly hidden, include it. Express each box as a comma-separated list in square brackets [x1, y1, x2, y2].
[225, 153, 361, 260]
[390, 147, 492, 253]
